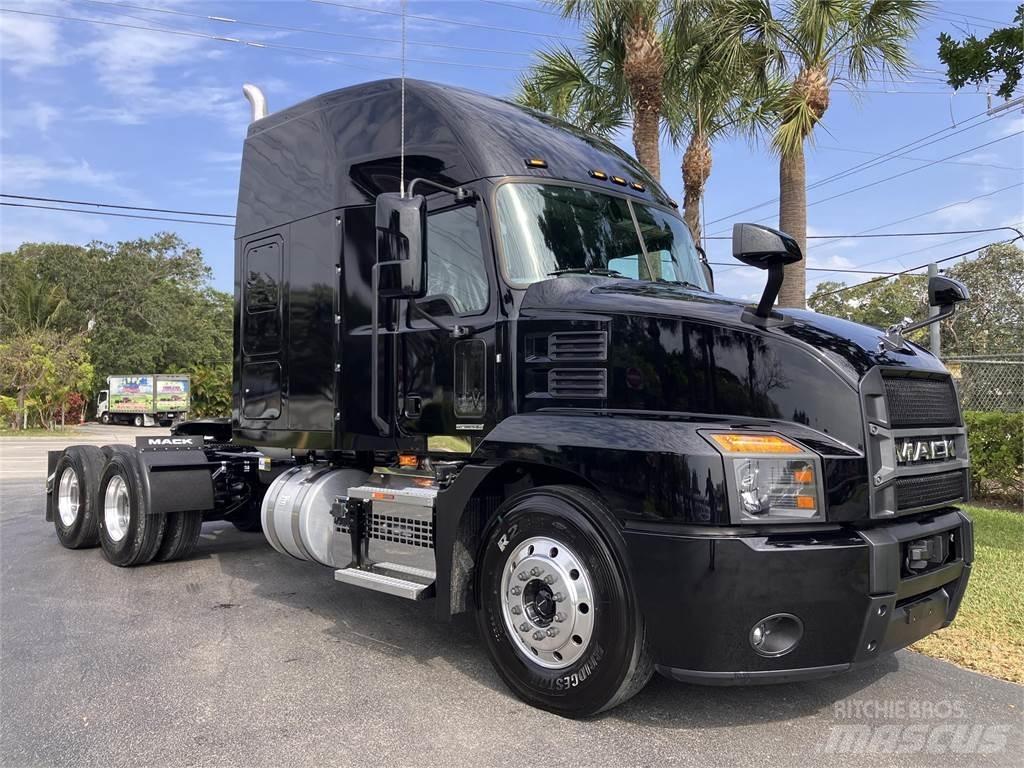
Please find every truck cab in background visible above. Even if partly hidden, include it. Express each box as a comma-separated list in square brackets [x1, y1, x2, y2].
[45, 79, 974, 718]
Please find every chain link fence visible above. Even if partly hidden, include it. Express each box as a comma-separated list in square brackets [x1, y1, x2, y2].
[944, 353, 1024, 413]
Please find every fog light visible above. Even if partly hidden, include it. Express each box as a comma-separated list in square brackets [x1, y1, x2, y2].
[749, 614, 803, 658]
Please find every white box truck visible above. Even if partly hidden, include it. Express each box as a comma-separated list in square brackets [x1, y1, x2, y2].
[96, 374, 190, 427]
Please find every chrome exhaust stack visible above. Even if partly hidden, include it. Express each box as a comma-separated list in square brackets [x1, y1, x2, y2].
[242, 83, 268, 123]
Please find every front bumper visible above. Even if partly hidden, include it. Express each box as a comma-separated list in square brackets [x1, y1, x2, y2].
[624, 509, 972, 684]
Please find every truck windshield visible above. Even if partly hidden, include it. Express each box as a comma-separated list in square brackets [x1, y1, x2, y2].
[495, 182, 707, 289]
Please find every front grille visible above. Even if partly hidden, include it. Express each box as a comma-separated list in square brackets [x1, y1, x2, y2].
[895, 470, 966, 511]
[883, 374, 959, 428]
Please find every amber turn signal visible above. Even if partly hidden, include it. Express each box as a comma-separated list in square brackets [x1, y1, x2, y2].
[708, 433, 803, 455]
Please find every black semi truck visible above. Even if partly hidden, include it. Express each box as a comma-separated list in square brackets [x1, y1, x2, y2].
[46, 79, 974, 717]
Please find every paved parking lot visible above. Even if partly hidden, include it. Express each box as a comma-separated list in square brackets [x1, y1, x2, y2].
[0, 424, 169, 481]
[1, 434, 1021, 767]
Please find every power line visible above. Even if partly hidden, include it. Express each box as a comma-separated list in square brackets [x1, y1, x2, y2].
[0, 7, 523, 72]
[705, 107, 999, 229]
[812, 237, 1023, 299]
[309, 0, 577, 41]
[479, 0, 564, 17]
[708, 130, 1023, 237]
[1, 202, 235, 227]
[0, 193, 233, 219]
[708, 262, 902, 275]
[814, 144, 1022, 172]
[703, 226, 1022, 241]
[806, 183, 1024, 254]
[74, 0, 534, 57]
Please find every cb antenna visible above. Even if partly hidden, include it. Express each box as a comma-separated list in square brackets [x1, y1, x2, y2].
[399, 0, 407, 197]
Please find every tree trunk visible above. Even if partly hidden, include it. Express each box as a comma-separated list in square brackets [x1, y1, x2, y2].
[17, 385, 26, 431]
[632, 108, 661, 182]
[623, 16, 663, 181]
[682, 132, 712, 245]
[778, 141, 807, 308]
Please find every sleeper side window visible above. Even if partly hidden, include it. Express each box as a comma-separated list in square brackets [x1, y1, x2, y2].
[243, 238, 282, 355]
[422, 206, 489, 316]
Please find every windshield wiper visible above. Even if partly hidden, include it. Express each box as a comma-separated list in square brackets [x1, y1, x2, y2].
[547, 267, 623, 277]
[659, 279, 705, 291]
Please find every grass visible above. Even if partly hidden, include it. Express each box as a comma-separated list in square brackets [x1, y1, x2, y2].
[911, 504, 1024, 683]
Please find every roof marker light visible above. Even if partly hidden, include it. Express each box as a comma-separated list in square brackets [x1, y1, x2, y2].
[589, 170, 608, 180]
[629, 181, 646, 192]
[610, 175, 627, 186]
[524, 158, 548, 169]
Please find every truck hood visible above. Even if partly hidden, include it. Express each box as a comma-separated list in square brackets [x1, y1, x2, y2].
[519, 276, 948, 382]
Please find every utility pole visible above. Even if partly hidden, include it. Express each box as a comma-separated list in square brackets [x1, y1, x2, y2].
[928, 262, 941, 357]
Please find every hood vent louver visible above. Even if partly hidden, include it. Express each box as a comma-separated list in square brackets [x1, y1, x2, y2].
[549, 331, 607, 361]
[548, 369, 607, 399]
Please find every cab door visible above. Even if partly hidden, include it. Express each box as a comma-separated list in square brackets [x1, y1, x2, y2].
[397, 199, 496, 442]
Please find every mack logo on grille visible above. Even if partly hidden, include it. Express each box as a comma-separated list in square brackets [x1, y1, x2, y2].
[895, 437, 955, 464]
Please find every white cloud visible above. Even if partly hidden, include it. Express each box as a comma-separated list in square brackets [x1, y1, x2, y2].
[0, 205, 109, 252]
[1, 102, 62, 137]
[993, 113, 1024, 138]
[0, 11, 61, 77]
[928, 197, 994, 226]
[807, 253, 856, 270]
[0, 154, 121, 190]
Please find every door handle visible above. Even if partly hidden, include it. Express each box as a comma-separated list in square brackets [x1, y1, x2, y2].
[403, 395, 422, 418]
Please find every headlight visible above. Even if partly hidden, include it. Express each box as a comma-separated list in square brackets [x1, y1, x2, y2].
[705, 432, 824, 524]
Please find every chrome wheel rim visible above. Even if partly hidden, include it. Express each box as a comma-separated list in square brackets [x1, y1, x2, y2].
[57, 468, 80, 527]
[103, 475, 130, 542]
[500, 536, 596, 670]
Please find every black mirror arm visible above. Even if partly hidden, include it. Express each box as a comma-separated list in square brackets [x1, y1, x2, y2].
[409, 300, 473, 338]
[880, 303, 957, 352]
[756, 264, 785, 318]
[407, 177, 475, 202]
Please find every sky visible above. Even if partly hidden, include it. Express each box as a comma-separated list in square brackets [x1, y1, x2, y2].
[1, 0, 1022, 301]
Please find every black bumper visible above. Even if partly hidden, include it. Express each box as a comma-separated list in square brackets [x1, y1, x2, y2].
[625, 509, 973, 684]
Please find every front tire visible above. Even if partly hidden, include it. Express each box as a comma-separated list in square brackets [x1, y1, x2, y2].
[52, 446, 106, 549]
[100, 412, 110, 425]
[475, 485, 652, 717]
[133, 415, 144, 428]
[97, 447, 166, 567]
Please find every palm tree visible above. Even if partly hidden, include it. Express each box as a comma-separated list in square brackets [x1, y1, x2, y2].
[664, 1, 781, 244]
[519, 2, 777, 245]
[718, 0, 925, 307]
[537, 0, 667, 180]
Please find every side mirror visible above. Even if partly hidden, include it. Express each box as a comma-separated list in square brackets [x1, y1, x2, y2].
[732, 223, 802, 318]
[929, 275, 969, 309]
[375, 192, 427, 299]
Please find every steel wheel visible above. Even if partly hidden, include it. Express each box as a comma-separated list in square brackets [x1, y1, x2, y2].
[57, 467, 80, 527]
[103, 475, 131, 543]
[500, 536, 595, 670]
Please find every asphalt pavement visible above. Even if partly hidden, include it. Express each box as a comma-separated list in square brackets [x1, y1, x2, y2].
[0, 424, 169, 482]
[1, 434, 1021, 767]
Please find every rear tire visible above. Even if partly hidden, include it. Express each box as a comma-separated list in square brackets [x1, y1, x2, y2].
[52, 446, 106, 549]
[153, 511, 203, 562]
[133, 415, 144, 428]
[97, 447, 166, 567]
[475, 485, 652, 717]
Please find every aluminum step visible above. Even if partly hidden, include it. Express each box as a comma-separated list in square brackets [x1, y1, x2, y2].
[334, 562, 436, 600]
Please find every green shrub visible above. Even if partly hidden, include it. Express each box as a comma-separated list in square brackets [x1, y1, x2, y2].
[965, 411, 1024, 504]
